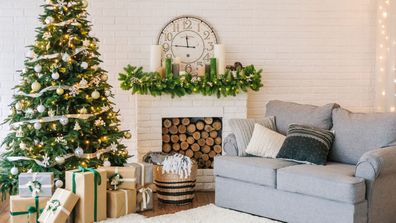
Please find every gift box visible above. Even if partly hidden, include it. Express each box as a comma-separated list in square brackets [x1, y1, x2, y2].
[19, 172, 54, 197]
[124, 162, 153, 186]
[107, 189, 136, 218]
[136, 187, 153, 212]
[65, 167, 107, 223]
[99, 166, 137, 190]
[38, 188, 79, 223]
[10, 195, 50, 223]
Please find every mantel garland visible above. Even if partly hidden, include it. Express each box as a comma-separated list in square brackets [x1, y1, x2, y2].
[118, 65, 263, 98]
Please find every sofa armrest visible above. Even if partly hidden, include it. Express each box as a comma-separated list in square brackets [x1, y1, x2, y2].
[355, 146, 396, 180]
[223, 133, 238, 156]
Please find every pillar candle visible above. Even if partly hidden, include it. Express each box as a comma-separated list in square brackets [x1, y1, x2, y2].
[214, 44, 225, 75]
[210, 58, 217, 80]
[172, 64, 180, 77]
[150, 45, 162, 72]
[165, 58, 172, 78]
[205, 64, 211, 78]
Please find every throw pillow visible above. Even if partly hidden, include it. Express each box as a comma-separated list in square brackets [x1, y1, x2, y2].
[276, 124, 335, 165]
[265, 100, 339, 135]
[229, 117, 276, 156]
[245, 123, 286, 158]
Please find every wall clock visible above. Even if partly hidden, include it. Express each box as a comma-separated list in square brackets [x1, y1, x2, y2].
[157, 16, 218, 75]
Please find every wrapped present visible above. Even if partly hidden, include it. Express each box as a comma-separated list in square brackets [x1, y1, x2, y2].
[38, 188, 79, 223]
[124, 162, 153, 186]
[19, 172, 54, 197]
[99, 166, 137, 190]
[107, 189, 136, 218]
[136, 187, 153, 212]
[9, 195, 50, 223]
[65, 167, 106, 223]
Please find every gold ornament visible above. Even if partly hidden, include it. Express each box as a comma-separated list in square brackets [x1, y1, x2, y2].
[91, 90, 100, 99]
[124, 132, 132, 139]
[101, 74, 108, 81]
[31, 81, 42, 92]
[79, 107, 88, 114]
[56, 88, 64, 95]
[59, 67, 66, 73]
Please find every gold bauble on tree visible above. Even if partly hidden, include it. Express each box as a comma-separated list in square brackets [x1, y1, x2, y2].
[124, 132, 132, 139]
[56, 88, 64, 95]
[31, 81, 42, 92]
[101, 74, 108, 81]
[91, 90, 100, 99]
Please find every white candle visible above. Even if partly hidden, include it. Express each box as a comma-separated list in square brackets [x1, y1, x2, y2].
[214, 44, 225, 75]
[150, 45, 162, 72]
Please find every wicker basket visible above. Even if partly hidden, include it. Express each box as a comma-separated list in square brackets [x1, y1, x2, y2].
[153, 162, 198, 205]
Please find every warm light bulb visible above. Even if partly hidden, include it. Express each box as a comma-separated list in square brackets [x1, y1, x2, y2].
[382, 90, 386, 96]
[383, 12, 388, 18]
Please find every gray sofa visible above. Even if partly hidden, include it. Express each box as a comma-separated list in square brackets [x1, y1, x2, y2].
[214, 100, 396, 223]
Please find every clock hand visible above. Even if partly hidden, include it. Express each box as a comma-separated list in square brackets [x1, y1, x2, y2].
[173, 44, 189, 48]
[186, 36, 190, 48]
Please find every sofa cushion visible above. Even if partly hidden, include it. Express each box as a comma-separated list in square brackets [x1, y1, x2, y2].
[214, 156, 296, 187]
[245, 124, 286, 158]
[277, 162, 366, 204]
[265, 100, 339, 135]
[330, 107, 396, 164]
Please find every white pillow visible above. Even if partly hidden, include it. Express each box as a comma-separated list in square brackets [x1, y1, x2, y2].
[245, 123, 286, 158]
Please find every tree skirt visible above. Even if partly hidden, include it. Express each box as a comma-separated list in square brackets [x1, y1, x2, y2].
[101, 204, 279, 223]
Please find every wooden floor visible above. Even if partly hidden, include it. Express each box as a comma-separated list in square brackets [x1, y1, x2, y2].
[0, 191, 214, 222]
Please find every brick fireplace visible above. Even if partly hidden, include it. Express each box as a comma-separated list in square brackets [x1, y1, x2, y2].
[135, 94, 247, 190]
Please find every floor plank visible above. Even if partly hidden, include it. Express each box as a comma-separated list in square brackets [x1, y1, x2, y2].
[0, 191, 215, 222]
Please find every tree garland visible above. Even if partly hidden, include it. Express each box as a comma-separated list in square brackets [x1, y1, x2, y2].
[118, 64, 263, 98]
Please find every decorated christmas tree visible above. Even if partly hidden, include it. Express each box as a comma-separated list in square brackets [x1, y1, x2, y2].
[0, 0, 130, 195]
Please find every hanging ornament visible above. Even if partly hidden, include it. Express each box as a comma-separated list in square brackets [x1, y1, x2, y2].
[79, 78, 88, 88]
[82, 0, 88, 7]
[80, 62, 88, 69]
[101, 74, 108, 81]
[26, 50, 37, 59]
[44, 16, 54, 24]
[104, 90, 111, 96]
[42, 154, 50, 167]
[19, 142, 27, 150]
[34, 64, 42, 73]
[74, 146, 84, 158]
[94, 118, 105, 126]
[62, 53, 70, 62]
[79, 107, 87, 114]
[48, 109, 55, 117]
[10, 166, 19, 175]
[15, 102, 23, 111]
[59, 116, 69, 125]
[103, 160, 111, 167]
[51, 72, 60, 80]
[37, 104, 45, 113]
[33, 122, 42, 130]
[91, 90, 100, 99]
[31, 81, 42, 92]
[56, 87, 64, 95]
[124, 132, 132, 139]
[73, 122, 81, 131]
[69, 85, 80, 97]
[55, 179, 64, 188]
[55, 156, 65, 165]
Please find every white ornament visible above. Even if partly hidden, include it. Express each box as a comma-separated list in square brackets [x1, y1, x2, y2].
[15, 102, 22, 110]
[51, 72, 60, 80]
[26, 51, 36, 58]
[95, 118, 105, 126]
[34, 64, 42, 73]
[16, 128, 24, 137]
[69, 85, 80, 97]
[31, 81, 42, 92]
[59, 116, 69, 125]
[42, 154, 50, 167]
[37, 104, 45, 113]
[55, 179, 64, 188]
[22, 68, 28, 74]
[45, 16, 54, 24]
[48, 109, 55, 117]
[25, 108, 34, 115]
[62, 53, 70, 62]
[82, 0, 88, 7]
[91, 90, 100, 99]
[55, 156, 65, 165]
[101, 74, 108, 81]
[104, 90, 111, 96]
[10, 167, 19, 175]
[19, 142, 27, 150]
[80, 62, 88, 69]
[79, 107, 87, 114]
[33, 122, 42, 130]
[79, 78, 88, 88]
[110, 143, 118, 152]
[56, 88, 64, 95]
[103, 160, 111, 167]
[74, 147, 84, 158]
[73, 122, 81, 131]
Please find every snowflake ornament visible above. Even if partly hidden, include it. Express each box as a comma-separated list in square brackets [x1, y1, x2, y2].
[95, 118, 105, 126]
[110, 142, 118, 152]
[79, 78, 88, 88]
[69, 85, 80, 97]
[83, 39, 90, 47]
[92, 76, 101, 86]
[42, 154, 50, 167]
[43, 32, 52, 40]
[55, 136, 67, 145]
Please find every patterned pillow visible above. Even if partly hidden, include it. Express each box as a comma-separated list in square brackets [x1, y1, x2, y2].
[276, 124, 335, 165]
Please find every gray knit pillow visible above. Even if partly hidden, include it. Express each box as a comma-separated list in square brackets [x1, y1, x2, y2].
[229, 117, 276, 156]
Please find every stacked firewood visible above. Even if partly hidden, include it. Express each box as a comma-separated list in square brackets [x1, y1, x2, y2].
[162, 117, 222, 168]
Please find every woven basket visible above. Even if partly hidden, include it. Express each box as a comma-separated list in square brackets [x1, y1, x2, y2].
[153, 162, 198, 205]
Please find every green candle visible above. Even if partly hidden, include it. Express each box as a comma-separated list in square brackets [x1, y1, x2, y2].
[210, 58, 217, 80]
[165, 58, 172, 78]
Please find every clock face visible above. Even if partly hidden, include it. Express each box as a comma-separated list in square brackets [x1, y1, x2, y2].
[158, 16, 218, 75]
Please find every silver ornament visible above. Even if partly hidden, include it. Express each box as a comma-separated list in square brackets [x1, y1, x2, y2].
[19, 142, 27, 150]
[104, 90, 111, 96]
[59, 116, 69, 125]
[10, 166, 19, 175]
[80, 62, 88, 69]
[55, 179, 64, 188]
[34, 64, 42, 73]
[55, 156, 65, 164]
[33, 122, 42, 130]
[45, 16, 54, 24]
[15, 102, 22, 110]
[37, 105, 45, 113]
[103, 160, 111, 167]
[62, 53, 70, 62]
[74, 147, 84, 158]
[91, 90, 100, 99]
[51, 72, 60, 80]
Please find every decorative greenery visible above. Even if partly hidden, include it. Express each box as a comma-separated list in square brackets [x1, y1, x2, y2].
[118, 65, 263, 98]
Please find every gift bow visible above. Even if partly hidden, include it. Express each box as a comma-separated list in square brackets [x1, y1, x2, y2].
[27, 180, 42, 197]
[41, 198, 71, 222]
[108, 167, 136, 190]
[139, 187, 152, 210]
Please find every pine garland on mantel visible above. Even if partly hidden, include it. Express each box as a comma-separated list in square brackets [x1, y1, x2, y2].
[118, 65, 263, 98]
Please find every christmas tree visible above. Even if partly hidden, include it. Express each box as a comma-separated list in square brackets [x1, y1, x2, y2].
[0, 0, 131, 195]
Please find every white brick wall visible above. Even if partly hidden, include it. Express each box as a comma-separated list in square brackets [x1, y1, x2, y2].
[0, 0, 377, 155]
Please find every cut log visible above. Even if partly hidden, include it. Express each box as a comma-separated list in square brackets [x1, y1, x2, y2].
[172, 118, 180, 126]
[201, 131, 209, 139]
[162, 134, 170, 143]
[198, 159, 205, 168]
[197, 138, 206, 147]
[162, 143, 171, 153]
[187, 124, 196, 133]
[209, 150, 217, 158]
[192, 132, 201, 140]
[209, 131, 218, 138]
[171, 135, 179, 143]
[179, 150, 185, 156]
[215, 137, 222, 145]
[163, 119, 172, 128]
[191, 143, 200, 152]
[178, 125, 187, 134]
[172, 143, 181, 151]
[185, 149, 194, 158]
[196, 121, 205, 130]
[213, 121, 222, 130]
[205, 137, 214, 146]
[214, 145, 222, 154]
[204, 124, 213, 132]
[204, 117, 213, 124]
[181, 142, 189, 150]
[205, 160, 212, 168]
[201, 145, 210, 154]
[179, 134, 187, 142]
[187, 136, 195, 145]
[202, 153, 209, 161]
[169, 125, 178, 134]
[162, 127, 169, 134]
[181, 118, 190, 126]
[194, 151, 203, 159]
